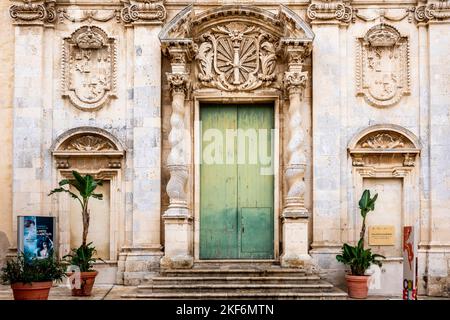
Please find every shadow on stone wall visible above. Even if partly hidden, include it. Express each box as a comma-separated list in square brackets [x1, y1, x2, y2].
[0, 232, 11, 268]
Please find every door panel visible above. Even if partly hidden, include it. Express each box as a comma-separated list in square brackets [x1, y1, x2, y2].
[200, 106, 238, 259]
[237, 105, 274, 258]
[240, 207, 273, 256]
[200, 104, 274, 259]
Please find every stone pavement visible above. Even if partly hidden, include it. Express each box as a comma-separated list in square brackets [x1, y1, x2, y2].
[0, 284, 448, 300]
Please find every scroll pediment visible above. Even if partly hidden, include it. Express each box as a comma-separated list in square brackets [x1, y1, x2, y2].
[159, 5, 314, 92]
[159, 5, 314, 43]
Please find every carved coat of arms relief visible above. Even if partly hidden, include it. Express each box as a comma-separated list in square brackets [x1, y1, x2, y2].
[356, 24, 410, 107]
[194, 22, 279, 91]
[62, 26, 117, 111]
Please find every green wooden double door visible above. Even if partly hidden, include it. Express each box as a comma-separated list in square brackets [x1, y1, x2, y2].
[200, 104, 274, 259]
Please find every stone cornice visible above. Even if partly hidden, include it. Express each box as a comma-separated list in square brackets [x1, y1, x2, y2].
[9, 0, 57, 26]
[9, 0, 167, 26]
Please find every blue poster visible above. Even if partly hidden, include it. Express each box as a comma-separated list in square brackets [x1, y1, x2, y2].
[22, 216, 54, 259]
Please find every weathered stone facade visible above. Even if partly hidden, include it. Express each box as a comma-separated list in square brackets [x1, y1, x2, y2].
[1, 0, 450, 297]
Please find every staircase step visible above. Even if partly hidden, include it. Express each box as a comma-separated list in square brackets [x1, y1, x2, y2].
[139, 282, 333, 293]
[149, 275, 321, 285]
[122, 289, 348, 300]
[160, 268, 308, 277]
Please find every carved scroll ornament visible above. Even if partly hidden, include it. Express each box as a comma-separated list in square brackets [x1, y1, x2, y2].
[356, 24, 410, 108]
[9, 0, 57, 24]
[120, 0, 166, 24]
[414, 1, 450, 23]
[307, 1, 353, 24]
[62, 26, 117, 111]
[195, 23, 279, 91]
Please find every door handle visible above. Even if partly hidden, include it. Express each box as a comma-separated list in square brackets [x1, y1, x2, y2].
[242, 226, 244, 233]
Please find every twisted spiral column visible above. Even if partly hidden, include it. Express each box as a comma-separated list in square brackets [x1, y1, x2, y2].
[165, 73, 189, 216]
[283, 70, 309, 217]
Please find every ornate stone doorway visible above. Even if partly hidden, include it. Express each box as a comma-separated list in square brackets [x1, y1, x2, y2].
[159, 5, 315, 269]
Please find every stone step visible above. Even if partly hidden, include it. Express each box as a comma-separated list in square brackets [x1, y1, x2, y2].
[122, 289, 348, 300]
[139, 282, 334, 294]
[160, 268, 308, 277]
[149, 275, 321, 285]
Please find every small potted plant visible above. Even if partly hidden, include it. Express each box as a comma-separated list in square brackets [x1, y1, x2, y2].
[336, 189, 385, 299]
[49, 170, 104, 296]
[1, 253, 65, 300]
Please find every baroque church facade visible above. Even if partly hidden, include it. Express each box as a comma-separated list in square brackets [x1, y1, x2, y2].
[1, 0, 450, 297]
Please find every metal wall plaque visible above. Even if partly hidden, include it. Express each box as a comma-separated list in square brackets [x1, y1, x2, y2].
[368, 225, 395, 246]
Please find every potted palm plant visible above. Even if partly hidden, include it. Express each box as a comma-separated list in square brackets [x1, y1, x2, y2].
[1, 253, 65, 300]
[49, 170, 103, 296]
[336, 189, 385, 299]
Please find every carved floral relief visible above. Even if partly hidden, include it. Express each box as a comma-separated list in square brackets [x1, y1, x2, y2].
[61, 135, 117, 152]
[356, 24, 410, 107]
[62, 26, 117, 111]
[195, 22, 279, 91]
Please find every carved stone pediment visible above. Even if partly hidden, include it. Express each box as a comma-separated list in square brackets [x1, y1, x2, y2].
[356, 24, 410, 108]
[348, 126, 420, 167]
[52, 128, 125, 170]
[62, 26, 117, 111]
[159, 5, 314, 92]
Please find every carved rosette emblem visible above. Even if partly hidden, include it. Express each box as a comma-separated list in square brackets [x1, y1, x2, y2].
[62, 26, 117, 111]
[195, 23, 279, 91]
[356, 24, 410, 107]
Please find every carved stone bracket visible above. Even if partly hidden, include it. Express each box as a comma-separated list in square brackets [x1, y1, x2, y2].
[62, 26, 117, 111]
[120, 0, 166, 25]
[413, 1, 450, 23]
[356, 24, 410, 108]
[9, 0, 57, 25]
[307, 1, 354, 25]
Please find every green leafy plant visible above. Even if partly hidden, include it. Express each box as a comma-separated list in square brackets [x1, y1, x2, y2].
[336, 239, 385, 276]
[63, 242, 103, 272]
[49, 170, 103, 247]
[336, 189, 385, 276]
[1, 253, 65, 284]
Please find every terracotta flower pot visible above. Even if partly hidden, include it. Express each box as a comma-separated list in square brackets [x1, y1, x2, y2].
[67, 271, 98, 296]
[11, 281, 53, 300]
[345, 274, 370, 299]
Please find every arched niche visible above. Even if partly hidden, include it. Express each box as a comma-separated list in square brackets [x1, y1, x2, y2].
[346, 124, 421, 295]
[51, 127, 125, 272]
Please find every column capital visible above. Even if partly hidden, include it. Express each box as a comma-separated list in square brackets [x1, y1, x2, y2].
[9, 0, 57, 26]
[307, 0, 354, 26]
[167, 72, 189, 95]
[119, 0, 166, 25]
[412, 1, 450, 24]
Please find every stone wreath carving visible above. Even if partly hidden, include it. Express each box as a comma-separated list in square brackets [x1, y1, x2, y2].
[62, 26, 117, 111]
[195, 23, 279, 91]
[356, 24, 410, 107]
